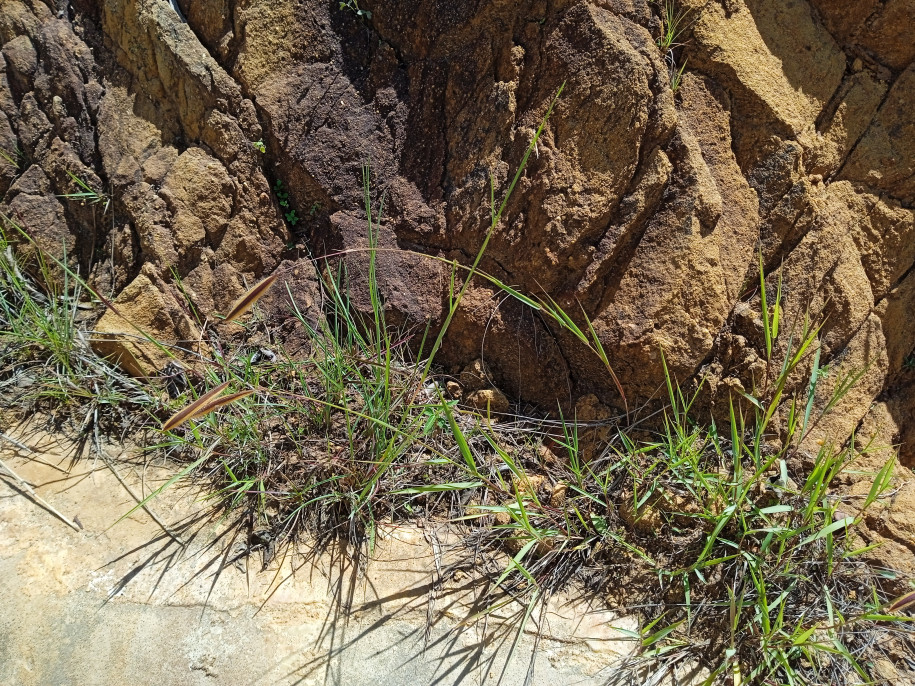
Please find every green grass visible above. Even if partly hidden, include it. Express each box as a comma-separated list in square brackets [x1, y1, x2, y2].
[669, 58, 687, 93]
[57, 171, 110, 214]
[0, 230, 150, 426]
[431, 311, 905, 684]
[655, 0, 692, 52]
[0, 146, 21, 171]
[653, 0, 693, 92]
[904, 352, 915, 372]
[139, 88, 568, 546]
[1, 87, 913, 684]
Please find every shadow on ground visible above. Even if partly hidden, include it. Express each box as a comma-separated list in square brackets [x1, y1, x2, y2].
[0, 428, 665, 686]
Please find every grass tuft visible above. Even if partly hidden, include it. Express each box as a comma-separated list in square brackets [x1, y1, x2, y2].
[57, 171, 110, 214]
[655, 0, 693, 52]
[653, 0, 694, 92]
[0, 227, 151, 430]
[1, 87, 913, 684]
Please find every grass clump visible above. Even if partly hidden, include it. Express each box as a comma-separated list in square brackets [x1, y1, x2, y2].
[423, 314, 909, 684]
[0, 146, 22, 171]
[0, 230, 150, 431]
[1, 87, 913, 684]
[652, 0, 693, 93]
[143, 240, 912, 683]
[655, 0, 692, 52]
[57, 171, 110, 214]
[142, 90, 569, 549]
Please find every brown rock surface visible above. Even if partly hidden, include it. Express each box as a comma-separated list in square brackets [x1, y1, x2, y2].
[0, 0, 913, 553]
[466, 388, 512, 416]
[841, 63, 915, 205]
[92, 266, 205, 378]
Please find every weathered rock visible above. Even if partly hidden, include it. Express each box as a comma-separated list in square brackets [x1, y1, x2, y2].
[92, 266, 206, 377]
[160, 148, 234, 257]
[798, 72, 887, 178]
[570, 70, 759, 398]
[0, 0, 325, 373]
[251, 258, 324, 357]
[692, 0, 845, 138]
[811, 0, 915, 73]
[1, 34, 37, 96]
[459, 359, 494, 394]
[0, 2, 912, 566]
[3, 163, 73, 267]
[573, 393, 615, 462]
[841, 63, 915, 205]
[465, 388, 511, 416]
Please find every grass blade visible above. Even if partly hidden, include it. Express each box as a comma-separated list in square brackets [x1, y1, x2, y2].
[439, 391, 479, 477]
[162, 381, 230, 431]
[863, 457, 894, 510]
[223, 273, 278, 322]
[797, 517, 855, 548]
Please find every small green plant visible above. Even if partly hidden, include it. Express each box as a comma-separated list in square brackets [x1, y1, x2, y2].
[617, 262, 899, 685]
[339, 0, 371, 20]
[904, 352, 915, 371]
[58, 171, 110, 214]
[669, 58, 687, 92]
[274, 179, 289, 207]
[655, 0, 692, 52]
[252, 139, 266, 153]
[0, 147, 21, 170]
[420, 398, 456, 436]
[272, 179, 301, 225]
[653, 0, 693, 92]
[308, 202, 321, 217]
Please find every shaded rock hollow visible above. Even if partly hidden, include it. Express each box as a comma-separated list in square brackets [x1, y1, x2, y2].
[1, 0, 914, 471]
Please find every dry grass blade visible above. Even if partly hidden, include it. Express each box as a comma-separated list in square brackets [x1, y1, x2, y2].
[223, 273, 278, 322]
[886, 591, 915, 613]
[163, 388, 253, 431]
[0, 456, 80, 531]
[186, 390, 255, 423]
[162, 380, 230, 431]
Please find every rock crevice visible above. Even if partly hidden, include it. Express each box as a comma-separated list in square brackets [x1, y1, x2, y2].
[0, 0, 913, 463]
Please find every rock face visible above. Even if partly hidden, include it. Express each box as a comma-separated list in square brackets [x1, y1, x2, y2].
[1, 0, 914, 464]
[0, 0, 322, 375]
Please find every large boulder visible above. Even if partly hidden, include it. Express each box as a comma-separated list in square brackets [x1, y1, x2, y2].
[0, 0, 911, 473]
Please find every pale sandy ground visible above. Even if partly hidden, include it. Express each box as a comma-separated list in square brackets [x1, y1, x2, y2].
[0, 430, 703, 686]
